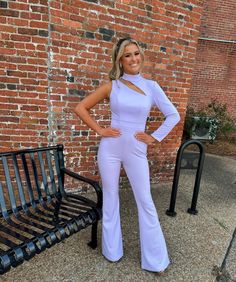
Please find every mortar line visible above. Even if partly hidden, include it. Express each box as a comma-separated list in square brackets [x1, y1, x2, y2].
[47, 0, 54, 145]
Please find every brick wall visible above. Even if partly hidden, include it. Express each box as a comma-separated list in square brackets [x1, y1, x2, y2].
[0, 0, 204, 188]
[188, 0, 236, 118]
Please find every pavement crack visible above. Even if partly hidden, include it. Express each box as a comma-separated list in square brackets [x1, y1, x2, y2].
[213, 265, 236, 282]
[213, 217, 229, 232]
[214, 228, 236, 282]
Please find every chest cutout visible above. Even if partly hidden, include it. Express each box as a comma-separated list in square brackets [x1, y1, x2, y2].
[119, 78, 146, 96]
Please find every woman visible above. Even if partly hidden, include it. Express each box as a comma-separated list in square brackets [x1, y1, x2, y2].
[74, 37, 180, 273]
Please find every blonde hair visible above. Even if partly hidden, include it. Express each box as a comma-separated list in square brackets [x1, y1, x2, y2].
[108, 37, 145, 80]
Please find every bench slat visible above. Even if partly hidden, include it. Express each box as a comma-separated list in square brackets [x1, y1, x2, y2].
[12, 155, 28, 211]
[21, 154, 36, 208]
[0, 182, 9, 220]
[29, 152, 43, 203]
[2, 157, 18, 214]
[46, 150, 58, 195]
[38, 151, 51, 201]
[53, 149, 66, 196]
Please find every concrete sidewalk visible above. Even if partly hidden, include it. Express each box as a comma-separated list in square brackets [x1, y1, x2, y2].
[1, 153, 236, 282]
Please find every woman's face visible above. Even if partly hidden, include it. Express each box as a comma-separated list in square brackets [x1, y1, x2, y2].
[120, 43, 142, 75]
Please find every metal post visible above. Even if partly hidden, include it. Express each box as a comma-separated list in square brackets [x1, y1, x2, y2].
[187, 142, 205, 214]
[166, 140, 205, 217]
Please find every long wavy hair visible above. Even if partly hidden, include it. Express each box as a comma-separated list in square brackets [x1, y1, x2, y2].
[108, 37, 145, 80]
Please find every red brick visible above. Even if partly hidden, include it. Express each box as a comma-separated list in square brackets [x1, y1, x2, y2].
[0, 117, 19, 123]
[0, 48, 16, 55]
[18, 28, 38, 35]
[0, 9, 19, 17]
[0, 17, 6, 24]
[51, 9, 70, 19]
[8, 18, 29, 27]
[9, 2, 29, 10]
[30, 5, 48, 14]
[30, 21, 48, 29]
[20, 105, 39, 111]
[10, 34, 31, 42]
[50, 1, 61, 9]
[0, 25, 17, 33]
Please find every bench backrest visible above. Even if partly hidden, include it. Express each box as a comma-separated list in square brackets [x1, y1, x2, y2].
[0, 144, 65, 218]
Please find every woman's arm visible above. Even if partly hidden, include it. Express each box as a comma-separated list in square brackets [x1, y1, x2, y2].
[150, 81, 180, 142]
[74, 82, 120, 137]
[135, 81, 180, 145]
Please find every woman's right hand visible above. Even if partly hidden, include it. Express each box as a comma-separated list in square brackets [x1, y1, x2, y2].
[98, 127, 121, 137]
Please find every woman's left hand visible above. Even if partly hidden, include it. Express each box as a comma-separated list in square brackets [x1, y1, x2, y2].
[134, 132, 156, 145]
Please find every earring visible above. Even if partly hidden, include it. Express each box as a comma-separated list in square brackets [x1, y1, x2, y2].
[119, 62, 123, 69]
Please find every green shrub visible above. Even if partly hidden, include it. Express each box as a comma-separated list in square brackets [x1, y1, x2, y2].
[184, 99, 236, 142]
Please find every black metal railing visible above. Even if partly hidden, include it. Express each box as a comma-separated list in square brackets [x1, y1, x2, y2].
[166, 139, 205, 217]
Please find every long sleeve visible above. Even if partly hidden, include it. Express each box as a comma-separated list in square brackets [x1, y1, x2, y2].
[150, 81, 180, 142]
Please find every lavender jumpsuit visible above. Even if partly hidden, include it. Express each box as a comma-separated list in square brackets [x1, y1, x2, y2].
[97, 73, 180, 272]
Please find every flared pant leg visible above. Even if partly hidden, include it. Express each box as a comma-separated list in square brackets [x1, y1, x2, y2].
[97, 139, 123, 262]
[123, 153, 170, 272]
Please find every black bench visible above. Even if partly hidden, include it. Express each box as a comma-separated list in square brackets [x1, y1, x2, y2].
[0, 144, 102, 275]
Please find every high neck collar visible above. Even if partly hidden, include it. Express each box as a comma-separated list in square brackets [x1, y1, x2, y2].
[121, 72, 142, 82]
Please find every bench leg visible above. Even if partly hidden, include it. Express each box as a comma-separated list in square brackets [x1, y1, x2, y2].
[87, 221, 98, 249]
[0, 254, 11, 274]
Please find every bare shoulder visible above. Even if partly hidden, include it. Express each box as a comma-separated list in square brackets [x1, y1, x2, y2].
[79, 81, 112, 110]
[97, 81, 112, 98]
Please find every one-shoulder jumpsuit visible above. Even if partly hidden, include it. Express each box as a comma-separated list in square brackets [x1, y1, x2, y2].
[97, 73, 180, 272]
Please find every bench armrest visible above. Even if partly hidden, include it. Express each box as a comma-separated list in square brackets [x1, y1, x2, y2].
[61, 168, 102, 208]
